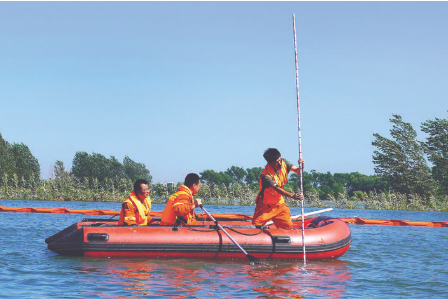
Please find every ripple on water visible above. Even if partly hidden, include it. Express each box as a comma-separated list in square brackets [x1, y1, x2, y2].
[0, 201, 447, 298]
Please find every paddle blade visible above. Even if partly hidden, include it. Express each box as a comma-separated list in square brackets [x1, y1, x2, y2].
[247, 254, 262, 265]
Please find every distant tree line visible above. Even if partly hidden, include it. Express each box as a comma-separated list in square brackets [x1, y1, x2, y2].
[1, 131, 151, 196]
[200, 166, 263, 187]
[67, 152, 152, 187]
[49, 152, 152, 196]
[200, 166, 387, 201]
[1, 111, 447, 210]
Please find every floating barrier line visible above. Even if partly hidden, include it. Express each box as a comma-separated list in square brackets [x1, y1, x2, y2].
[339, 217, 448, 227]
[0, 206, 446, 227]
[0, 206, 248, 220]
[0, 205, 121, 216]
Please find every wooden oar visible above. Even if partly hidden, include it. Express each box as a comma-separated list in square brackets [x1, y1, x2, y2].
[264, 208, 333, 226]
[199, 205, 260, 265]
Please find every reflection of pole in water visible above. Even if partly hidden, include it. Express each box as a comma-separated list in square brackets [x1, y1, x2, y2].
[248, 260, 351, 298]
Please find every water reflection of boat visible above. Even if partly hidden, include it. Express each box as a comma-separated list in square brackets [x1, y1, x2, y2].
[75, 259, 352, 298]
[46, 215, 351, 261]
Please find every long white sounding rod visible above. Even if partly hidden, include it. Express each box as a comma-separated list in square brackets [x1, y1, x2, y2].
[264, 208, 333, 225]
[293, 13, 306, 265]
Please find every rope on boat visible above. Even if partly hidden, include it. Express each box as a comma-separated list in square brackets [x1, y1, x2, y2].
[184, 225, 264, 236]
[223, 226, 264, 236]
[0, 206, 446, 227]
[184, 226, 220, 232]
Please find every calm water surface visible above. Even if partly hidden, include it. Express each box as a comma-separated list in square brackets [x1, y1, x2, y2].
[0, 199, 447, 298]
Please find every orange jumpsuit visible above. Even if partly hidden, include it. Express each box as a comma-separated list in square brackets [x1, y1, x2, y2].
[252, 160, 294, 229]
[118, 191, 153, 226]
[160, 185, 197, 225]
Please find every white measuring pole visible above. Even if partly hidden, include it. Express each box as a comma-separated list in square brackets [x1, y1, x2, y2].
[293, 13, 306, 265]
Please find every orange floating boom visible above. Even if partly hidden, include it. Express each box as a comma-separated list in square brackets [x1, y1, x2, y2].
[0, 205, 122, 216]
[339, 217, 448, 227]
[0, 206, 446, 227]
[0, 206, 249, 220]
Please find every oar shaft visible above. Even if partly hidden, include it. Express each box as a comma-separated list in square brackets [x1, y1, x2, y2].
[199, 205, 250, 256]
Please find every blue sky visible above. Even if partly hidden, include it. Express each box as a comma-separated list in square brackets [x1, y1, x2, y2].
[1, 2, 447, 184]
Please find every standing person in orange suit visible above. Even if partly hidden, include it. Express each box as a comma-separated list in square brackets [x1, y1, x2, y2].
[252, 148, 305, 229]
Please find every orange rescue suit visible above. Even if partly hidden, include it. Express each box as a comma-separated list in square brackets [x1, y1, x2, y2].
[256, 160, 289, 206]
[118, 191, 153, 226]
[252, 160, 293, 229]
[161, 185, 197, 225]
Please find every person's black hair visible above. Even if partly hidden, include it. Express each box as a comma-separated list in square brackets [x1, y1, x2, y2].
[184, 173, 200, 188]
[134, 179, 149, 193]
[263, 148, 281, 163]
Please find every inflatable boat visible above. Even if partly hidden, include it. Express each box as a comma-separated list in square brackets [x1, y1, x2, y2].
[46, 214, 351, 261]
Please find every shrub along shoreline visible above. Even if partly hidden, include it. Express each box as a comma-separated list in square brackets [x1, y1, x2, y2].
[1, 176, 447, 212]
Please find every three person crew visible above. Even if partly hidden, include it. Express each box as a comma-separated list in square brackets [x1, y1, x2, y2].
[119, 148, 304, 229]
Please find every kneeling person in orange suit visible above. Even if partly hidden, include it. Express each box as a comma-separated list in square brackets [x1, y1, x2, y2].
[160, 173, 202, 225]
[252, 148, 305, 229]
[118, 179, 153, 226]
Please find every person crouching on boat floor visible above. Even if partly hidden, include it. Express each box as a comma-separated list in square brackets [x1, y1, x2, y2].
[160, 173, 202, 226]
[252, 148, 305, 229]
[118, 179, 153, 226]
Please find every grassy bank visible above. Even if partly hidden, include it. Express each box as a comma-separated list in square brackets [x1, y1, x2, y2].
[1, 176, 447, 212]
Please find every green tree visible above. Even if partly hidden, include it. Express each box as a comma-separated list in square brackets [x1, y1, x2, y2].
[372, 114, 435, 197]
[301, 171, 316, 193]
[0, 132, 16, 181]
[110, 156, 125, 179]
[54, 160, 70, 183]
[90, 153, 114, 182]
[152, 182, 169, 200]
[9, 143, 40, 185]
[421, 114, 448, 195]
[72, 151, 93, 179]
[200, 169, 233, 186]
[344, 172, 387, 194]
[334, 173, 350, 189]
[308, 170, 322, 190]
[304, 170, 340, 199]
[72, 152, 152, 184]
[225, 166, 247, 184]
[123, 155, 152, 183]
[245, 167, 263, 186]
[287, 172, 305, 192]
